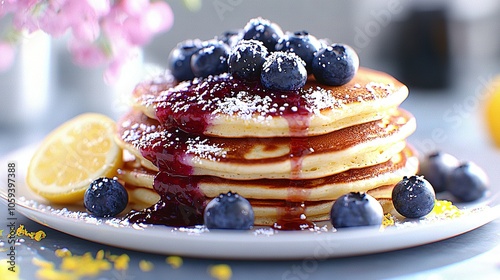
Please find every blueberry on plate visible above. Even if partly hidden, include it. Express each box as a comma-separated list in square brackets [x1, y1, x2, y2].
[330, 192, 384, 228]
[312, 43, 359, 86]
[392, 176, 436, 218]
[228, 39, 268, 80]
[261, 51, 307, 91]
[191, 40, 231, 78]
[167, 39, 203, 81]
[446, 161, 489, 202]
[84, 177, 128, 217]
[204, 191, 254, 230]
[419, 151, 460, 193]
[242, 17, 284, 51]
[275, 31, 322, 73]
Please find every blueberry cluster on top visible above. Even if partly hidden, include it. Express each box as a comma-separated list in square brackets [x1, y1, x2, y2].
[167, 17, 360, 91]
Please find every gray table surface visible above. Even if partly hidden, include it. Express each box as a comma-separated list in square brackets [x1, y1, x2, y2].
[1, 61, 500, 280]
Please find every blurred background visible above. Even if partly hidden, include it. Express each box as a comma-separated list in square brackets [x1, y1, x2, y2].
[1, 0, 500, 157]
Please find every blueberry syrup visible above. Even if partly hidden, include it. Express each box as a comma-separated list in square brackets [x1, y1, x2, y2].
[137, 127, 193, 174]
[126, 126, 208, 226]
[127, 172, 206, 226]
[273, 95, 315, 230]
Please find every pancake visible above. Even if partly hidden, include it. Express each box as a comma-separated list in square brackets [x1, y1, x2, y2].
[131, 72, 177, 118]
[249, 187, 395, 226]
[141, 68, 408, 137]
[117, 146, 417, 203]
[125, 185, 161, 209]
[116, 108, 415, 179]
[118, 147, 416, 226]
[115, 112, 159, 171]
[122, 184, 393, 226]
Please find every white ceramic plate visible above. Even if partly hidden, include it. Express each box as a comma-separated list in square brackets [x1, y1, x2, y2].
[1, 146, 499, 259]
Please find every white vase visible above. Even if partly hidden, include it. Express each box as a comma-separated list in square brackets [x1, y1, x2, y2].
[0, 31, 52, 126]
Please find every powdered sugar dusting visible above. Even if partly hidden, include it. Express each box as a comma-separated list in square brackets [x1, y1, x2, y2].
[122, 121, 160, 144]
[18, 197, 136, 229]
[186, 136, 227, 162]
[213, 90, 274, 120]
[154, 74, 351, 123]
[302, 86, 344, 115]
[365, 82, 395, 96]
[132, 72, 176, 108]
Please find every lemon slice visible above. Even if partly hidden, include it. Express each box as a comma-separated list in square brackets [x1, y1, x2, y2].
[485, 76, 500, 147]
[27, 113, 123, 203]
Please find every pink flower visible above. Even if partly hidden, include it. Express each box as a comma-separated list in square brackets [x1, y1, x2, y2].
[68, 39, 108, 67]
[104, 57, 125, 84]
[0, 42, 15, 71]
[105, 1, 173, 46]
[120, 0, 149, 17]
[0, 0, 20, 17]
[0, 0, 174, 83]
[145, 1, 174, 34]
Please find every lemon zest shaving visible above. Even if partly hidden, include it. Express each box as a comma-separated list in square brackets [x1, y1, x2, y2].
[209, 264, 232, 280]
[139, 260, 154, 272]
[166, 256, 183, 269]
[15, 224, 46, 241]
[65, 252, 111, 277]
[55, 248, 72, 258]
[96, 249, 105, 260]
[382, 213, 395, 227]
[31, 250, 134, 279]
[429, 200, 462, 218]
[113, 254, 131, 271]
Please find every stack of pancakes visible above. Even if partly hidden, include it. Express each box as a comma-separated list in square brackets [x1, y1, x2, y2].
[115, 67, 418, 227]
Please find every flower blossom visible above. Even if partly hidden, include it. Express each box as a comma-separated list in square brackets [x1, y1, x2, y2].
[0, 0, 174, 83]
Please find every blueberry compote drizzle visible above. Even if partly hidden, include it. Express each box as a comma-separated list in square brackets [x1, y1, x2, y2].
[138, 127, 194, 174]
[273, 98, 315, 230]
[126, 126, 208, 226]
[132, 74, 317, 229]
[127, 172, 207, 226]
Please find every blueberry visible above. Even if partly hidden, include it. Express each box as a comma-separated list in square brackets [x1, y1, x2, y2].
[242, 17, 284, 51]
[446, 162, 489, 202]
[84, 178, 128, 217]
[392, 176, 436, 218]
[228, 40, 268, 80]
[191, 40, 231, 78]
[261, 51, 307, 91]
[167, 39, 203, 81]
[312, 44, 359, 86]
[330, 192, 384, 228]
[204, 192, 254, 230]
[419, 151, 460, 193]
[275, 31, 322, 73]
